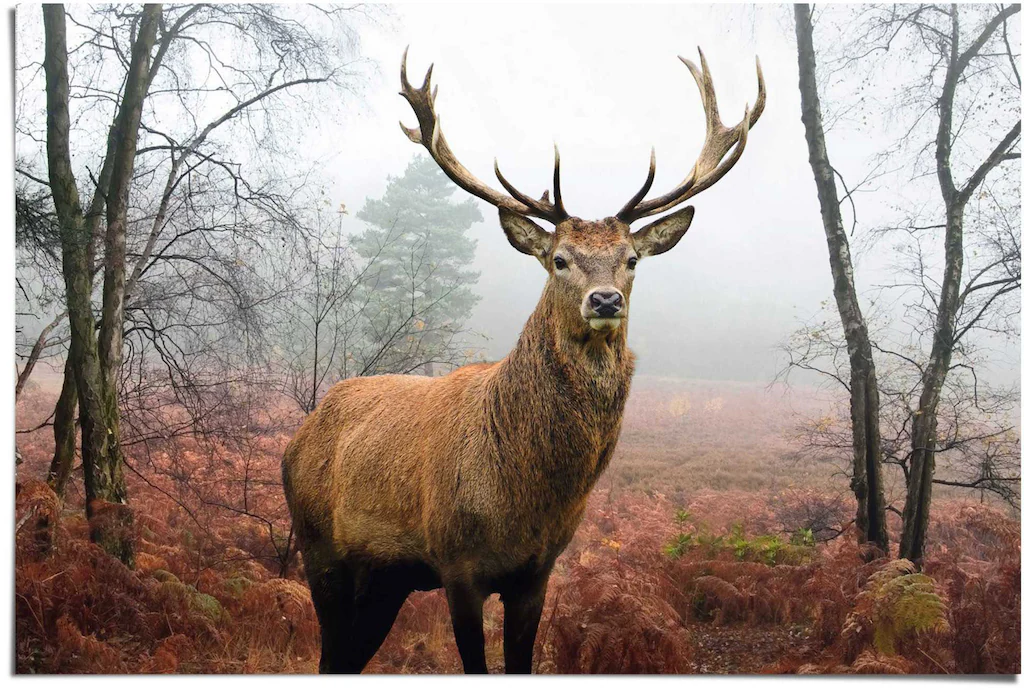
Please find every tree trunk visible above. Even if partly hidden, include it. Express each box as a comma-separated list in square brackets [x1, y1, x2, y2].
[899, 11, 967, 566]
[46, 359, 78, 497]
[900, 203, 964, 566]
[794, 3, 889, 556]
[896, 4, 1019, 566]
[100, 4, 161, 396]
[42, 4, 162, 565]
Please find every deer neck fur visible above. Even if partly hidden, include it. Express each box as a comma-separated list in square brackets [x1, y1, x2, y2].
[484, 282, 635, 507]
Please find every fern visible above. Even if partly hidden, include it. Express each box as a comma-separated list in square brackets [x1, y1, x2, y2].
[851, 559, 949, 656]
[851, 649, 911, 674]
[696, 533, 724, 555]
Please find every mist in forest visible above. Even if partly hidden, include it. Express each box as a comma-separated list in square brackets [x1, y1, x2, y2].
[316, 3, 1020, 386]
[16, 3, 1019, 389]
[14, 2, 1021, 676]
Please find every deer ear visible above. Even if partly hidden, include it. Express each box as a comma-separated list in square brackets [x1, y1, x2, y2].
[499, 209, 553, 260]
[631, 206, 695, 257]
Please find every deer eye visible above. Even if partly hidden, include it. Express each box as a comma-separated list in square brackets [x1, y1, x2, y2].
[627, 256, 638, 270]
[553, 255, 568, 270]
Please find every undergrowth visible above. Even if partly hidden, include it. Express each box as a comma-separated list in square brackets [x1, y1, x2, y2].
[14, 385, 1021, 674]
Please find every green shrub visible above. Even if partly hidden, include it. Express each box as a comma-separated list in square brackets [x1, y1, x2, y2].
[790, 528, 815, 547]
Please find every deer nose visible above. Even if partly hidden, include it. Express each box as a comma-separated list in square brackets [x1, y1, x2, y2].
[589, 290, 623, 318]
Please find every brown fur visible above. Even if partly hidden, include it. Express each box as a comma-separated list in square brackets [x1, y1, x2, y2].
[283, 217, 656, 673]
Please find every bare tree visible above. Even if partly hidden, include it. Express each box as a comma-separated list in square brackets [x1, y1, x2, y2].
[793, 3, 888, 555]
[274, 203, 377, 414]
[28, 3, 377, 562]
[42, 3, 161, 564]
[859, 4, 1020, 565]
[781, 3, 1020, 566]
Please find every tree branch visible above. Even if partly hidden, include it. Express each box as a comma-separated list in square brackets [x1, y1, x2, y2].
[959, 120, 1022, 202]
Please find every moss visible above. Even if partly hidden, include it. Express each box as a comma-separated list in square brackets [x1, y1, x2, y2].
[156, 576, 228, 624]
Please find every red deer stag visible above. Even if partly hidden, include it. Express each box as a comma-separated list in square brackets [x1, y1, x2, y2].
[283, 47, 765, 673]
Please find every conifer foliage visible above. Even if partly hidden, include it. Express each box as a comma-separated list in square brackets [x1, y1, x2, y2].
[352, 155, 482, 376]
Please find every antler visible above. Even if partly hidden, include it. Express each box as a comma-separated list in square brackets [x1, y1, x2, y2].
[617, 48, 766, 224]
[399, 47, 569, 224]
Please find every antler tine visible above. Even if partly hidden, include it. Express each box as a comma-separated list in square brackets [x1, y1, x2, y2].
[495, 158, 545, 210]
[615, 148, 657, 220]
[399, 47, 569, 224]
[750, 56, 766, 128]
[493, 146, 569, 223]
[616, 48, 766, 223]
[683, 47, 717, 133]
[552, 144, 567, 220]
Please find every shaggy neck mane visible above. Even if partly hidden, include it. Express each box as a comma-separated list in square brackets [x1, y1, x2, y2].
[484, 284, 635, 505]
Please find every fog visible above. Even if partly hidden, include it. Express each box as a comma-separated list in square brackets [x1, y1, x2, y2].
[290, 2, 1018, 385]
[15, 3, 1020, 388]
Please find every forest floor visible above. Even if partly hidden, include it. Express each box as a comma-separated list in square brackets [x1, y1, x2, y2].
[14, 376, 1021, 674]
[689, 624, 812, 674]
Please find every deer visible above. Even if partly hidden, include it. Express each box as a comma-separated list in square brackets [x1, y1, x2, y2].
[282, 46, 765, 674]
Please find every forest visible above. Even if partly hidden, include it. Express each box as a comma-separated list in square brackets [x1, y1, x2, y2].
[13, 2, 1021, 675]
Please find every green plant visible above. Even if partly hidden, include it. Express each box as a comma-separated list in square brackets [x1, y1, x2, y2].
[664, 533, 694, 559]
[726, 523, 751, 560]
[696, 533, 724, 556]
[720, 524, 814, 566]
[850, 559, 949, 656]
[754, 534, 784, 566]
[791, 528, 815, 547]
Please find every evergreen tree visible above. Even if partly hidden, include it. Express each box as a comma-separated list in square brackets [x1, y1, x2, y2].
[353, 155, 482, 375]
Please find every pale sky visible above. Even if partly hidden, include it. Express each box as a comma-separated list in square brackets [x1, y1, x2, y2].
[13, 2, 1020, 387]
[306, 3, 1017, 385]
[303, 3, 824, 383]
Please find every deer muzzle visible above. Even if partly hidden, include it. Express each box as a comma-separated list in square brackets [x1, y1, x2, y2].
[583, 289, 625, 330]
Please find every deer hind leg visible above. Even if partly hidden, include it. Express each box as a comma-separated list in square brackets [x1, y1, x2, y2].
[444, 579, 488, 673]
[345, 566, 412, 671]
[309, 559, 411, 673]
[307, 559, 357, 673]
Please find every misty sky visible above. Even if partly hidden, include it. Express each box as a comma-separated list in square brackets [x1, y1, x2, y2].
[296, 2, 1017, 386]
[15, 3, 1020, 388]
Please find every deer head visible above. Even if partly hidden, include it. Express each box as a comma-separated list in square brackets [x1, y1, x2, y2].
[399, 48, 765, 336]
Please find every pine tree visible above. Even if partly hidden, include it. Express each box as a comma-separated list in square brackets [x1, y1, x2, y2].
[353, 155, 482, 375]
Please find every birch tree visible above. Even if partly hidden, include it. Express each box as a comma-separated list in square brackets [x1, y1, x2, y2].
[784, 3, 1020, 566]
[866, 3, 1021, 565]
[793, 3, 889, 556]
[43, 3, 161, 564]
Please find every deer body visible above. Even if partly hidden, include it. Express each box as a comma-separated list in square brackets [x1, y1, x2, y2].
[285, 280, 633, 585]
[283, 48, 764, 673]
